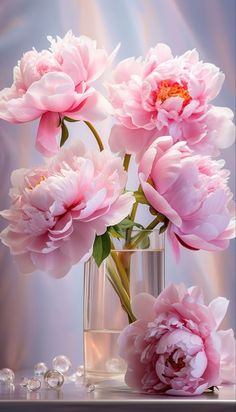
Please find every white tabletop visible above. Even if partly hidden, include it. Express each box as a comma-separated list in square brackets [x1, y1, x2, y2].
[0, 371, 235, 411]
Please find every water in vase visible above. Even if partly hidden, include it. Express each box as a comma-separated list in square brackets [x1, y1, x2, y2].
[84, 247, 165, 384]
[84, 330, 126, 382]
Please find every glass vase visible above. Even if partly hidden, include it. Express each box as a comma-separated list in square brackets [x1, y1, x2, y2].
[83, 229, 165, 384]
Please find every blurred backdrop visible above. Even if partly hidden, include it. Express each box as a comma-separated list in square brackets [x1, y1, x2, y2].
[0, 0, 235, 370]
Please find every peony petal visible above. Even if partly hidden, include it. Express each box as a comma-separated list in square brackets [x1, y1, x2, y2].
[14, 253, 36, 274]
[217, 329, 236, 384]
[31, 248, 72, 278]
[139, 175, 182, 226]
[35, 112, 60, 157]
[109, 124, 156, 156]
[208, 297, 229, 329]
[65, 91, 113, 122]
[98, 192, 135, 228]
[131, 293, 156, 321]
[190, 350, 207, 378]
[26, 72, 76, 112]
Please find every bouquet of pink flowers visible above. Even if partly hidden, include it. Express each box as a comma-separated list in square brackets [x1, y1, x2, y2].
[0, 32, 235, 395]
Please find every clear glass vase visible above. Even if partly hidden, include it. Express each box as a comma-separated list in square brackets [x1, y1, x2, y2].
[83, 229, 165, 384]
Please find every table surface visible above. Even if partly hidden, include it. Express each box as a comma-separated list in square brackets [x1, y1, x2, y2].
[0, 371, 235, 412]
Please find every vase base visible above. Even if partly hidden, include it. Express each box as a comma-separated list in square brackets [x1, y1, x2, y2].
[85, 374, 127, 390]
[84, 371, 125, 386]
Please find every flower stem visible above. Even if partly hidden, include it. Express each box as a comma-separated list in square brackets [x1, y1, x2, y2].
[107, 262, 136, 323]
[123, 154, 131, 172]
[128, 216, 161, 249]
[110, 249, 130, 297]
[84, 121, 104, 151]
[126, 184, 142, 246]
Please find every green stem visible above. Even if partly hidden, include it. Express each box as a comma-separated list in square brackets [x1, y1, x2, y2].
[123, 154, 131, 172]
[110, 249, 130, 297]
[107, 262, 136, 323]
[126, 184, 142, 246]
[128, 216, 161, 249]
[84, 121, 104, 151]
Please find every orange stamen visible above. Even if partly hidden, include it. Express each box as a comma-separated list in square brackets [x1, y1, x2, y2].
[156, 80, 191, 108]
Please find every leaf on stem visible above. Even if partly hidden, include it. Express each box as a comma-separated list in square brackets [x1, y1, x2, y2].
[108, 226, 125, 239]
[60, 121, 69, 147]
[108, 218, 144, 240]
[93, 231, 111, 267]
[119, 218, 144, 230]
[139, 234, 150, 249]
[130, 231, 151, 249]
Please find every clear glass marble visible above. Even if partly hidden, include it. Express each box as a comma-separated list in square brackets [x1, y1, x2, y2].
[19, 377, 29, 388]
[26, 378, 41, 392]
[52, 356, 71, 374]
[44, 370, 64, 389]
[86, 384, 95, 393]
[77, 365, 84, 377]
[0, 368, 15, 384]
[34, 362, 48, 377]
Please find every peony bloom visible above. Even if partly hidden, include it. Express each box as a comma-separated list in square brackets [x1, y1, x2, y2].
[0, 142, 134, 277]
[138, 136, 235, 257]
[0, 31, 117, 156]
[118, 283, 236, 396]
[108, 44, 235, 158]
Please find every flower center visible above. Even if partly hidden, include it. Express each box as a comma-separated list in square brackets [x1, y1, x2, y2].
[156, 80, 191, 108]
[28, 175, 46, 190]
[35, 176, 46, 187]
[166, 351, 185, 371]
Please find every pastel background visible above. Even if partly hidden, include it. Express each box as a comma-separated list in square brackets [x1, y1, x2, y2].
[0, 0, 235, 370]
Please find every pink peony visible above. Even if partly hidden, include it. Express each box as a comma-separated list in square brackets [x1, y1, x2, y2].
[118, 283, 236, 396]
[108, 44, 235, 158]
[0, 142, 134, 277]
[0, 31, 117, 156]
[138, 136, 235, 256]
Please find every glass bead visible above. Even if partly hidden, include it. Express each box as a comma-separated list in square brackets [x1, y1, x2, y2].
[52, 355, 71, 374]
[34, 362, 48, 377]
[44, 369, 64, 389]
[86, 384, 95, 393]
[26, 378, 41, 392]
[76, 365, 84, 377]
[66, 372, 80, 383]
[0, 368, 15, 384]
[19, 377, 29, 388]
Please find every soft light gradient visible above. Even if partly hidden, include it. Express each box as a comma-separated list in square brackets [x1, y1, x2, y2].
[0, 0, 235, 370]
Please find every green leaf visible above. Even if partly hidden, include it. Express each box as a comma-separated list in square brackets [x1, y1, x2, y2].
[92, 232, 111, 267]
[139, 234, 150, 249]
[108, 226, 126, 239]
[108, 218, 144, 240]
[60, 122, 69, 147]
[119, 218, 143, 230]
[130, 231, 151, 249]
[118, 218, 135, 229]
[64, 116, 78, 123]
